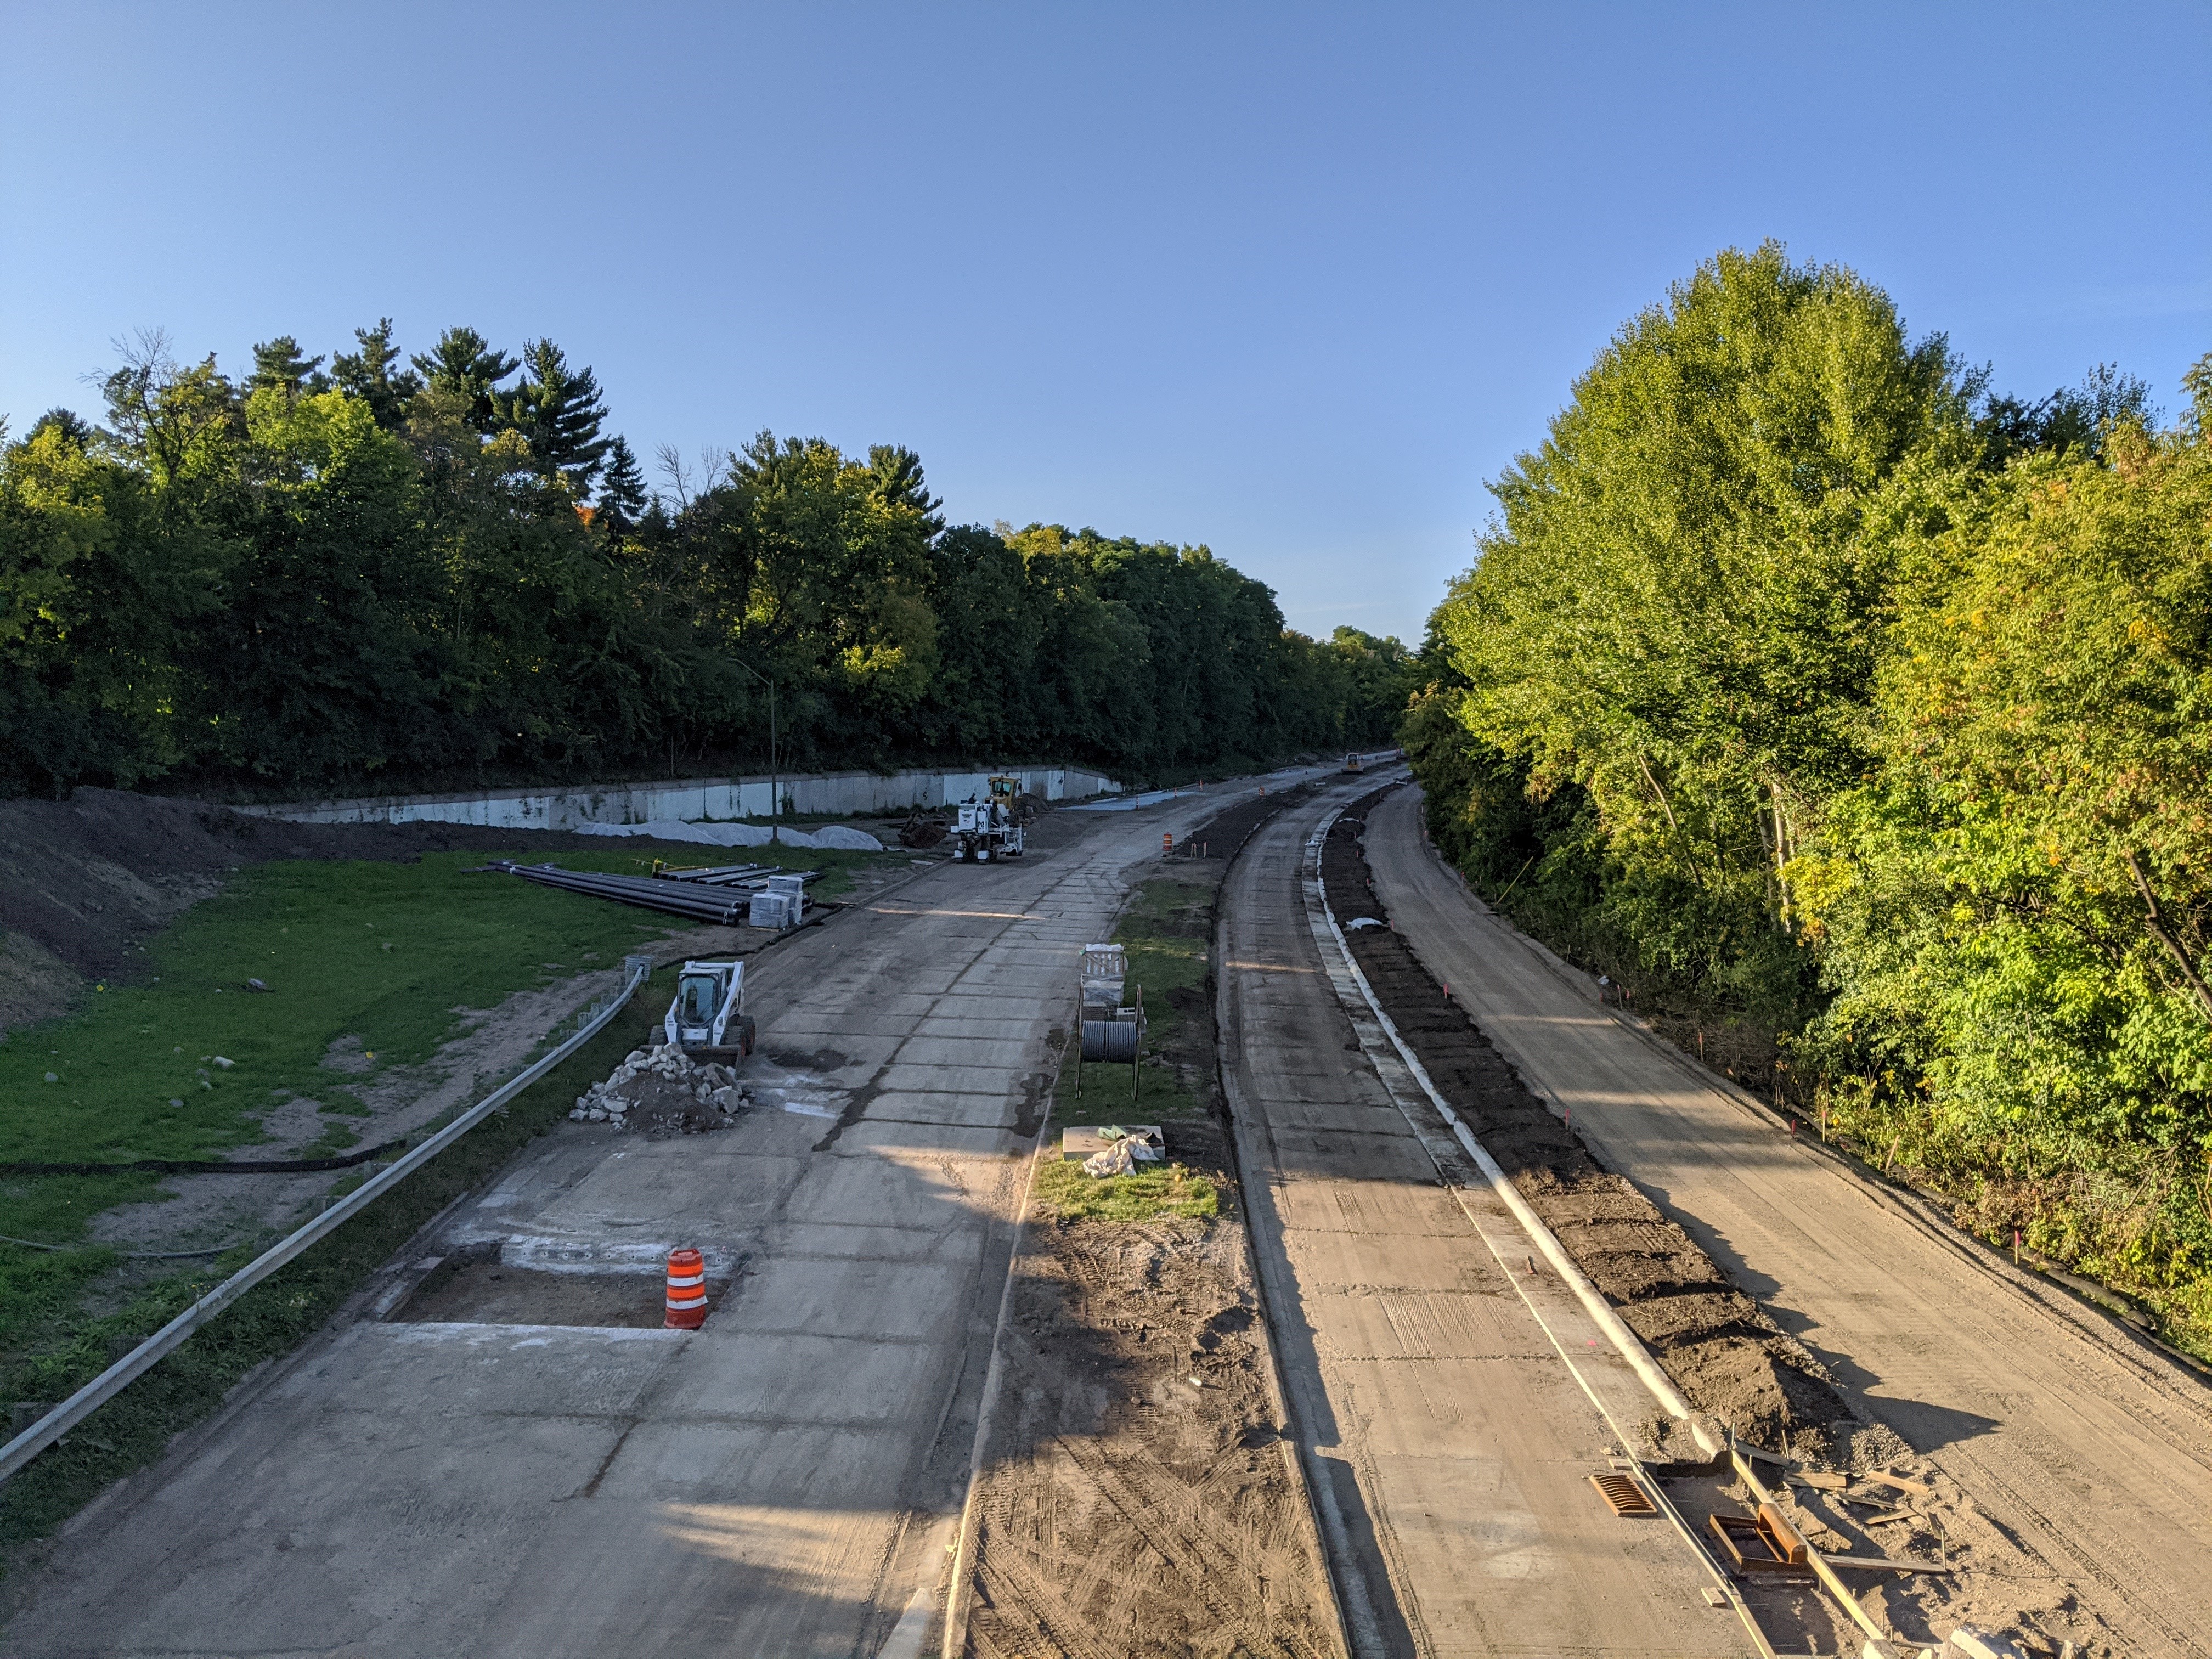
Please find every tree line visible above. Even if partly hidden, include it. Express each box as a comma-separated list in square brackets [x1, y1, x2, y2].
[1, 324, 1412, 799]
[1409, 243, 2212, 1352]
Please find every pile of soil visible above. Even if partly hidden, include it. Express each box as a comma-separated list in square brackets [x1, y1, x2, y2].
[0, 786, 690, 1031]
[1322, 786, 1858, 1461]
[1180, 782, 1317, 862]
[962, 1219, 1334, 1659]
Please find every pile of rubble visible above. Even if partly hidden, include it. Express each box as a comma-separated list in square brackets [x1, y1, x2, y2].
[571, 1044, 749, 1132]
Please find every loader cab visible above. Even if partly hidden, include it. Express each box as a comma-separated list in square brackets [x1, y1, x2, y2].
[664, 960, 755, 1058]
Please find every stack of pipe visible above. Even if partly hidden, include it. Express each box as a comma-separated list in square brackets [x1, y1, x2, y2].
[652, 862, 772, 887]
[494, 862, 822, 924]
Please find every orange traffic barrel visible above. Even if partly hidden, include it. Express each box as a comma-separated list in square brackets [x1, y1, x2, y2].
[664, 1247, 707, 1329]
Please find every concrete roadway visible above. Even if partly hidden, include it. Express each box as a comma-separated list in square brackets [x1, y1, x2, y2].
[3, 790, 1261, 1659]
[1362, 783, 2212, 1659]
[1221, 785, 1745, 1659]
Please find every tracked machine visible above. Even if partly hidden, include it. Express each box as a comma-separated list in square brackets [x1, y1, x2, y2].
[951, 774, 1031, 862]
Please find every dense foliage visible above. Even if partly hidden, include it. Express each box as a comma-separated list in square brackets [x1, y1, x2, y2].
[1414, 243, 2212, 1348]
[1, 328, 1408, 798]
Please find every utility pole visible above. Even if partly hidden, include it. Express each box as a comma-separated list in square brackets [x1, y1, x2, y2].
[733, 657, 778, 822]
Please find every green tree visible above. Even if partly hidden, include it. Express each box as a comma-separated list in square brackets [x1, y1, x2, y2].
[248, 336, 329, 399]
[596, 435, 648, 531]
[331, 318, 422, 432]
[495, 339, 611, 495]
[409, 326, 518, 433]
[1431, 241, 1961, 1013]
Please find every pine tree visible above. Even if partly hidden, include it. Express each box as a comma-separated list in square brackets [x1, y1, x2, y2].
[409, 326, 518, 433]
[249, 336, 329, 399]
[597, 435, 649, 529]
[331, 318, 422, 432]
[496, 339, 612, 494]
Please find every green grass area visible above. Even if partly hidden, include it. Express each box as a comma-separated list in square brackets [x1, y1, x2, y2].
[0, 984, 664, 1546]
[0, 845, 875, 1231]
[0, 850, 683, 1240]
[1045, 872, 1222, 1221]
[1052, 872, 1215, 1124]
[1031, 1154, 1218, 1222]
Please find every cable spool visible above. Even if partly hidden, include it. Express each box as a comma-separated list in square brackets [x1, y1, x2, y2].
[1082, 1017, 1141, 1062]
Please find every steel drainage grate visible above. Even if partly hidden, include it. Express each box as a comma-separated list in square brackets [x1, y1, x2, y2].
[1589, 1471, 1658, 1517]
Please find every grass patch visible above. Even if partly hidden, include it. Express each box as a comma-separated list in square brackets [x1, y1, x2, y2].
[0, 844, 876, 1245]
[0, 978, 664, 1547]
[1031, 1154, 1219, 1222]
[1054, 872, 1215, 1126]
[1047, 871, 1227, 1222]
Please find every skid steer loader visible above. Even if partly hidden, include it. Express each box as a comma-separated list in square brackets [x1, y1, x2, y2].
[663, 960, 757, 1061]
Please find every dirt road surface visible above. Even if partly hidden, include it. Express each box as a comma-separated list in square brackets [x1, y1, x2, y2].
[1364, 782, 2212, 1659]
[0, 787, 1291, 1659]
[1220, 785, 1746, 1658]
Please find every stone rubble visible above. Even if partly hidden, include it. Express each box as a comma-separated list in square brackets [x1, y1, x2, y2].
[570, 1043, 748, 1127]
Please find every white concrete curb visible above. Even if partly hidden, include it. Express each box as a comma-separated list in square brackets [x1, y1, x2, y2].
[1306, 806, 1720, 1455]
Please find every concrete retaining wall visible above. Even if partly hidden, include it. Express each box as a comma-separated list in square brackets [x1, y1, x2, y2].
[244, 765, 1125, 830]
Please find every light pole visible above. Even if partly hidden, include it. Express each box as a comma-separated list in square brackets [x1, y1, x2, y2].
[733, 656, 777, 822]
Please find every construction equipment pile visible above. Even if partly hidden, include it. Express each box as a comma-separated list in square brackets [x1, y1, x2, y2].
[571, 1044, 749, 1132]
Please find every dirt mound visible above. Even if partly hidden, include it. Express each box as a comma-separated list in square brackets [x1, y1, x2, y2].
[0, 787, 680, 1032]
[1322, 789, 1858, 1460]
[963, 1219, 1334, 1659]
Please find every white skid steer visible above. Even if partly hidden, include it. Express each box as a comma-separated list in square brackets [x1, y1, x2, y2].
[664, 960, 757, 1062]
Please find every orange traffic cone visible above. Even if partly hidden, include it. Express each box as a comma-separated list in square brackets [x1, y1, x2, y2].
[664, 1247, 707, 1329]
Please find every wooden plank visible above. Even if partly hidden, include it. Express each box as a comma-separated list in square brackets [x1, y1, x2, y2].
[1822, 1553, 1954, 1575]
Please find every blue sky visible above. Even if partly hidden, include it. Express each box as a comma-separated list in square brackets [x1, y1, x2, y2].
[3, 3, 2206, 643]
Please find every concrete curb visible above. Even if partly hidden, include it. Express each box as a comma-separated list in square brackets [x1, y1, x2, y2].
[1390, 787, 2212, 1395]
[1308, 802, 1714, 1446]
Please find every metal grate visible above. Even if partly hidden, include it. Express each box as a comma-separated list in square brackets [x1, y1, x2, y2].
[1589, 1472, 1658, 1517]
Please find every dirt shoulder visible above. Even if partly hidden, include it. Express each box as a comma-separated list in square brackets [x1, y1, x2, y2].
[955, 800, 1339, 1659]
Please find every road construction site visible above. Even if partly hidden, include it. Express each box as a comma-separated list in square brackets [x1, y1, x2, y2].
[3, 765, 2208, 1658]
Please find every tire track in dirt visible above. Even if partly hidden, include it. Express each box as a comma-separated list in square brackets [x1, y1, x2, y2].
[955, 782, 1339, 1659]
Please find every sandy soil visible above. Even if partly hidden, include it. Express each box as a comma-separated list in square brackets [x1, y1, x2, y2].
[957, 789, 1339, 1659]
[963, 1215, 1336, 1659]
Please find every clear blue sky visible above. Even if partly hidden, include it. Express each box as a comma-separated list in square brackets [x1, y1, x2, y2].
[3, 3, 2206, 644]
